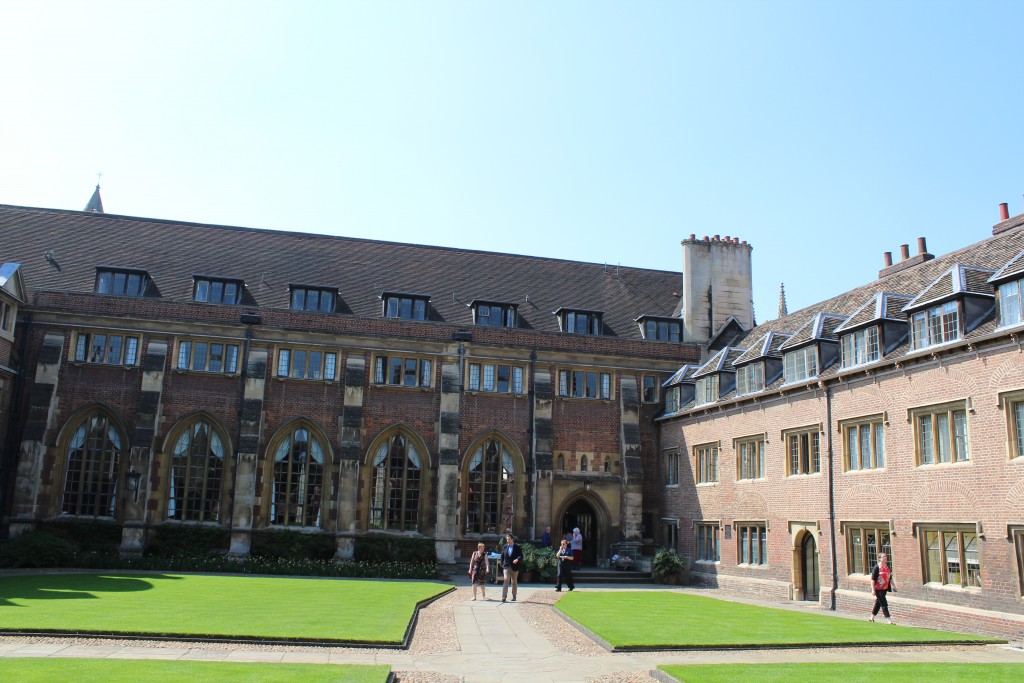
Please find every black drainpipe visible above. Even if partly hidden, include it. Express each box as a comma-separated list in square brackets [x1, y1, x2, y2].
[825, 382, 838, 611]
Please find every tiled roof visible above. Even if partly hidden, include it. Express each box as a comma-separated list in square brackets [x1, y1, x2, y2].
[905, 265, 996, 311]
[778, 313, 848, 350]
[834, 292, 914, 333]
[733, 331, 792, 365]
[988, 249, 1024, 285]
[662, 364, 698, 387]
[0, 204, 684, 341]
[693, 347, 748, 378]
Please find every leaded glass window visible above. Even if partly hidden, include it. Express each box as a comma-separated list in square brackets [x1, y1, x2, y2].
[61, 414, 123, 517]
[370, 434, 421, 531]
[464, 439, 516, 534]
[270, 427, 325, 527]
[168, 420, 225, 522]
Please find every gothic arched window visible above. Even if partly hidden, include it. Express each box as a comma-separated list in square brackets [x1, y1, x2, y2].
[168, 419, 226, 522]
[369, 434, 421, 531]
[580, 455, 589, 472]
[465, 439, 516, 534]
[270, 426, 325, 527]
[61, 413, 123, 517]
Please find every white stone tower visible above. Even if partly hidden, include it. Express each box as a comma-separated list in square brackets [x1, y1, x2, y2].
[681, 234, 754, 343]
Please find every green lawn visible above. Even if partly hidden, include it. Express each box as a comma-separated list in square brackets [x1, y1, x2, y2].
[659, 663, 1024, 683]
[0, 659, 389, 682]
[0, 573, 449, 644]
[556, 592, 999, 648]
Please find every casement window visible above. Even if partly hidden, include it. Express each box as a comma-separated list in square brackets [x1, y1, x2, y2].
[194, 277, 242, 305]
[842, 416, 886, 470]
[735, 362, 764, 396]
[270, 426, 326, 528]
[168, 419, 227, 522]
[1000, 390, 1024, 460]
[784, 427, 820, 475]
[61, 412, 124, 518]
[0, 299, 13, 333]
[74, 332, 140, 366]
[373, 354, 433, 387]
[1012, 526, 1024, 597]
[840, 326, 880, 368]
[558, 368, 612, 399]
[383, 294, 428, 320]
[735, 436, 766, 480]
[912, 402, 969, 465]
[910, 301, 960, 350]
[276, 347, 338, 381]
[465, 439, 517, 533]
[289, 286, 336, 313]
[696, 523, 720, 562]
[642, 375, 659, 403]
[844, 523, 892, 576]
[694, 443, 719, 484]
[664, 448, 679, 486]
[474, 302, 517, 328]
[640, 317, 681, 342]
[694, 375, 719, 406]
[920, 525, 981, 588]
[369, 433, 421, 532]
[783, 346, 818, 384]
[467, 362, 525, 394]
[557, 309, 603, 335]
[664, 386, 680, 413]
[737, 523, 767, 566]
[95, 268, 150, 297]
[176, 339, 240, 374]
[998, 279, 1024, 327]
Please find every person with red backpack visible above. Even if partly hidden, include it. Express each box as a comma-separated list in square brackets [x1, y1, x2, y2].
[869, 552, 897, 624]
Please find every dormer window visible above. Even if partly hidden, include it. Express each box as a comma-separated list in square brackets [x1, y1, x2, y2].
[783, 346, 818, 384]
[664, 386, 680, 413]
[556, 308, 602, 335]
[290, 286, 336, 313]
[735, 362, 764, 396]
[383, 293, 428, 320]
[910, 301, 959, 350]
[473, 301, 517, 328]
[95, 268, 150, 297]
[194, 277, 242, 305]
[997, 279, 1024, 327]
[695, 375, 719, 406]
[637, 316, 681, 342]
[840, 326, 880, 368]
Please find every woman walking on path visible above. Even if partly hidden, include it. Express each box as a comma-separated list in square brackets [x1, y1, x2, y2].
[555, 538, 575, 592]
[869, 552, 896, 624]
[468, 542, 490, 601]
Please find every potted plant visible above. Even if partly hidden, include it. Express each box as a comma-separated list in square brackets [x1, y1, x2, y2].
[652, 547, 687, 585]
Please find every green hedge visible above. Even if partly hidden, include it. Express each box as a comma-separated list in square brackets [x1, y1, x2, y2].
[0, 530, 77, 568]
[250, 529, 337, 561]
[147, 525, 230, 557]
[354, 535, 436, 564]
[38, 519, 122, 554]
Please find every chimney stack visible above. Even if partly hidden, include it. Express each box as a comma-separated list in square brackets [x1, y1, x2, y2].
[917, 237, 927, 254]
[883, 252, 892, 267]
[1000, 203, 1010, 221]
[900, 244, 910, 261]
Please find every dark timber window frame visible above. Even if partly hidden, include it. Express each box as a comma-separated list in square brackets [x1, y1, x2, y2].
[289, 285, 337, 313]
[276, 346, 338, 382]
[95, 267, 150, 297]
[555, 307, 603, 336]
[695, 522, 720, 562]
[373, 354, 434, 388]
[783, 425, 821, 476]
[73, 331, 141, 366]
[636, 315, 682, 342]
[193, 276, 243, 305]
[382, 292, 429, 321]
[175, 338, 240, 374]
[557, 367, 613, 400]
[467, 361, 525, 394]
[472, 300, 517, 328]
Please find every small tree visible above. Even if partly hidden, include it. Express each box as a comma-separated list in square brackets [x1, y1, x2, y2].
[652, 547, 686, 584]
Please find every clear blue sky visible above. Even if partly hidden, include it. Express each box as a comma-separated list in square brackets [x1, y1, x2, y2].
[2, 1, 1022, 321]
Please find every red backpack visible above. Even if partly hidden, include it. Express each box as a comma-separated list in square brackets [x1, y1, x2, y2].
[874, 565, 891, 591]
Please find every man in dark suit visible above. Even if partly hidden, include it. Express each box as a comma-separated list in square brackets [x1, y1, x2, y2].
[501, 533, 523, 603]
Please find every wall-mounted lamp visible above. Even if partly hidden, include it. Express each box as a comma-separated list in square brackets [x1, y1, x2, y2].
[583, 480, 593, 492]
[125, 468, 142, 503]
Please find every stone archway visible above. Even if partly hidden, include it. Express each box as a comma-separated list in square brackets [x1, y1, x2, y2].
[560, 498, 600, 566]
[797, 531, 820, 601]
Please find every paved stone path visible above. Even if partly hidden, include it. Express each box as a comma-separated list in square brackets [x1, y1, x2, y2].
[1, 584, 1022, 682]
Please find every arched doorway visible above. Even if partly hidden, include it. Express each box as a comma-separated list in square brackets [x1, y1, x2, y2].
[561, 499, 599, 566]
[800, 533, 820, 601]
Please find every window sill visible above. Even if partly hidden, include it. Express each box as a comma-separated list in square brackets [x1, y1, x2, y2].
[785, 472, 822, 479]
[171, 368, 239, 377]
[556, 395, 614, 402]
[70, 361, 139, 370]
[696, 481, 719, 487]
[273, 376, 337, 384]
[371, 383, 434, 391]
[736, 477, 767, 483]
[464, 390, 528, 397]
[843, 467, 886, 474]
[694, 559, 720, 566]
[737, 563, 768, 569]
[924, 581, 982, 593]
[915, 460, 972, 469]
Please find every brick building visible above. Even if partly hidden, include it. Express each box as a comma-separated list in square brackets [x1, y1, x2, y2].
[660, 204, 1024, 638]
[0, 198, 706, 565]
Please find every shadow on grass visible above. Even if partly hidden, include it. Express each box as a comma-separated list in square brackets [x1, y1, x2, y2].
[0, 573, 181, 606]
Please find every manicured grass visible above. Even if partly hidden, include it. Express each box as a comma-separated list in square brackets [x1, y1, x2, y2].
[0, 658, 389, 682]
[0, 573, 449, 643]
[659, 663, 1024, 683]
[555, 592, 998, 648]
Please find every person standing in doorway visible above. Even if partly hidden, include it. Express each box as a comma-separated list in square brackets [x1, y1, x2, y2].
[501, 533, 523, 603]
[571, 527, 584, 568]
[540, 526, 552, 548]
[555, 538, 575, 592]
[468, 542, 490, 601]
[869, 552, 896, 624]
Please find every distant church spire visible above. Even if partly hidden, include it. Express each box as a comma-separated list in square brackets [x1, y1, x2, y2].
[85, 177, 104, 213]
[778, 283, 788, 318]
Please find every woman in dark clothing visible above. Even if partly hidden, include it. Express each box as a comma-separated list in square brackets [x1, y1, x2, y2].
[468, 542, 490, 601]
[555, 538, 576, 592]
[869, 552, 896, 624]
